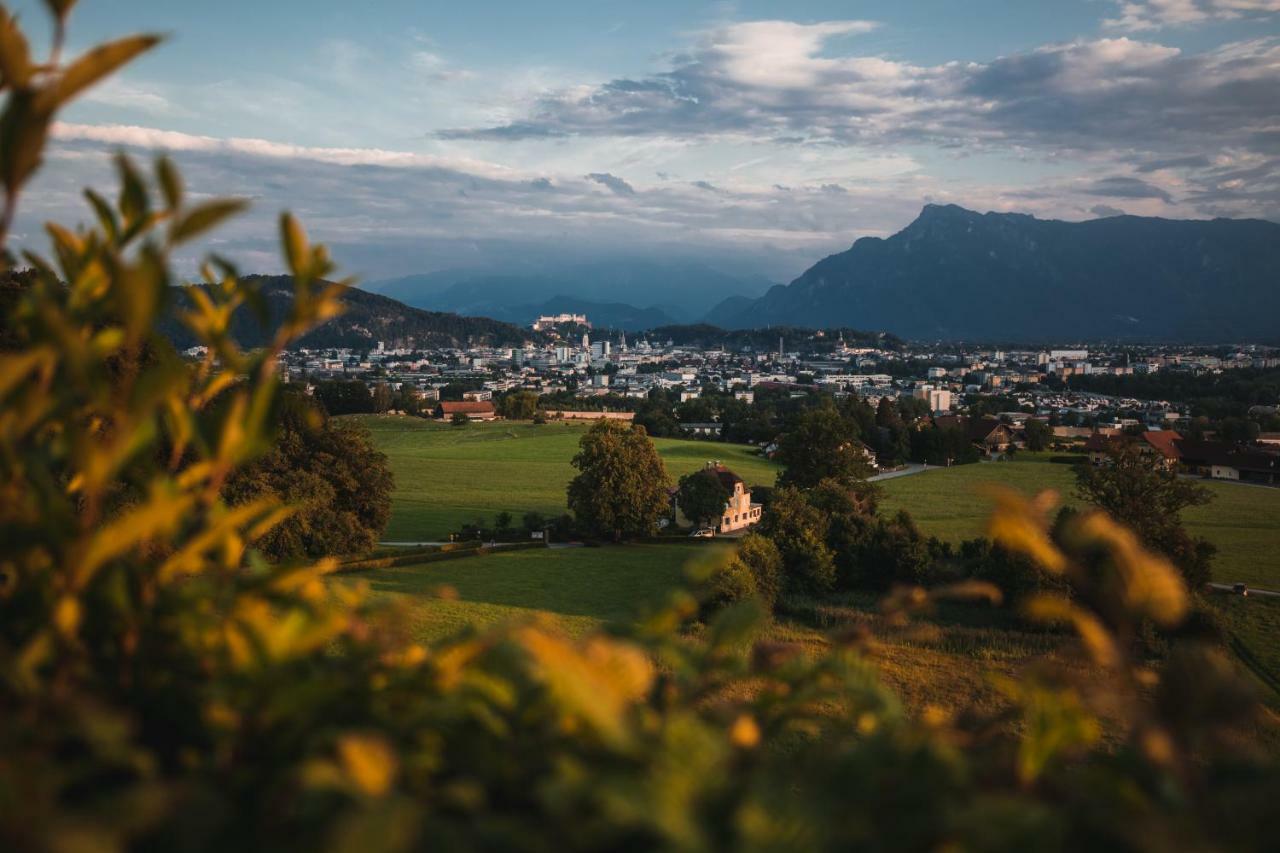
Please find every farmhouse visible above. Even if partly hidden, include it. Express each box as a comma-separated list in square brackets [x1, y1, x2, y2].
[1174, 440, 1280, 485]
[675, 462, 763, 535]
[934, 415, 1014, 456]
[437, 400, 497, 421]
[1085, 430, 1182, 469]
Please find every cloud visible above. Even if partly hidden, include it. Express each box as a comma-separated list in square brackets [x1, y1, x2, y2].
[1085, 176, 1175, 203]
[586, 172, 635, 195]
[51, 123, 520, 179]
[439, 22, 1280, 171]
[1105, 0, 1280, 31]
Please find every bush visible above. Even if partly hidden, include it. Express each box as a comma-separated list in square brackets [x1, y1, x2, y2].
[703, 533, 785, 615]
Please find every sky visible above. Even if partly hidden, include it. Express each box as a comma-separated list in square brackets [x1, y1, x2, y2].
[12, 0, 1280, 283]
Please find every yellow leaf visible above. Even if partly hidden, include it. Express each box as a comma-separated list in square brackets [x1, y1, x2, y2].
[0, 10, 33, 88]
[280, 212, 308, 277]
[1077, 512, 1188, 627]
[984, 487, 1066, 574]
[42, 35, 163, 110]
[169, 198, 247, 244]
[336, 734, 398, 797]
[1023, 594, 1120, 668]
[53, 596, 80, 637]
[730, 715, 761, 748]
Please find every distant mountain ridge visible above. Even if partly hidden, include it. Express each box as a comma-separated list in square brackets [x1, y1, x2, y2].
[711, 205, 1280, 343]
[161, 275, 536, 350]
[368, 259, 774, 327]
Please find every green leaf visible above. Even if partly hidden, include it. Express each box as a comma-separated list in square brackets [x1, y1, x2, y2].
[0, 90, 52, 195]
[169, 198, 247, 244]
[280, 212, 308, 277]
[83, 188, 119, 241]
[156, 156, 182, 210]
[115, 152, 149, 228]
[41, 35, 162, 110]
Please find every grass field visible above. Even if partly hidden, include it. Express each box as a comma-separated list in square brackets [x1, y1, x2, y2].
[334, 420, 1280, 717]
[878, 453, 1280, 588]
[343, 415, 780, 541]
[345, 543, 720, 642]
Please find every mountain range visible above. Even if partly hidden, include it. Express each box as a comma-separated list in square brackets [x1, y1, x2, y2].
[709, 205, 1280, 343]
[366, 259, 774, 331]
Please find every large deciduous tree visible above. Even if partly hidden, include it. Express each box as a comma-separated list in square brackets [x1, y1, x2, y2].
[499, 390, 540, 420]
[1075, 443, 1215, 588]
[1023, 418, 1052, 451]
[776, 407, 874, 489]
[223, 390, 393, 559]
[567, 420, 672, 540]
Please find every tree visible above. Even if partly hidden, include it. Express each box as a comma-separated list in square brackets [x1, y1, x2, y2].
[758, 486, 836, 596]
[676, 469, 730, 529]
[451, 411, 470, 427]
[499, 390, 539, 420]
[1075, 443, 1216, 588]
[776, 407, 874, 489]
[1024, 417, 1052, 452]
[733, 532, 784, 608]
[371, 381, 393, 413]
[224, 391, 393, 559]
[566, 420, 672, 540]
[313, 379, 374, 415]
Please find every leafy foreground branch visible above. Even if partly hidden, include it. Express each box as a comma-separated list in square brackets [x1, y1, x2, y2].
[1, 3, 1279, 851]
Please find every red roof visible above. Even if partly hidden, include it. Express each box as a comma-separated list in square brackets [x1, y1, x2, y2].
[1141, 430, 1182, 460]
[439, 401, 495, 414]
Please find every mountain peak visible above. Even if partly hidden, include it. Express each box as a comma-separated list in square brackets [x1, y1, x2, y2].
[715, 211, 1280, 342]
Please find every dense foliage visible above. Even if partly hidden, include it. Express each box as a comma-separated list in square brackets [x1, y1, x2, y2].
[1, 6, 1278, 852]
[223, 390, 393, 559]
[774, 407, 875, 489]
[676, 469, 731, 528]
[566, 419, 673, 540]
[1068, 366, 1280, 421]
[1075, 444, 1216, 588]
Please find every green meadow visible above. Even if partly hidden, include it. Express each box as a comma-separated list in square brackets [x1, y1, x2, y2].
[341, 415, 780, 541]
[352, 543, 721, 642]
[339, 418, 1280, 711]
[877, 452, 1280, 588]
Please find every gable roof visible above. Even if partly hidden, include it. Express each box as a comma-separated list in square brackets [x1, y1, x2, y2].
[1086, 430, 1183, 460]
[703, 464, 745, 492]
[935, 415, 1010, 443]
[1141, 430, 1182, 460]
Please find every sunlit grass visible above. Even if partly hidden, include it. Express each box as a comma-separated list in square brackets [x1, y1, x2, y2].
[877, 452, 1280, 588]
[343, 415, 780, 541]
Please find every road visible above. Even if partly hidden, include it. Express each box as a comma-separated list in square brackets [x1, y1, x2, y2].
[1208, 583, 1280, 599]
[869, 464, 928, 482]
